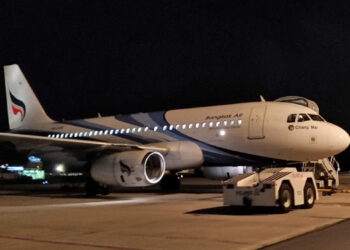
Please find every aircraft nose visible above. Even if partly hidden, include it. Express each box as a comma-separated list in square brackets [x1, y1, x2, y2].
[329, 125, 350, 155]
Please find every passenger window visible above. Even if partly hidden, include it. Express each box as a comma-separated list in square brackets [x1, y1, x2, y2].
[287, 114, 297, 123]
[298, 113, 310, 122]
[308, 114, 325, 122]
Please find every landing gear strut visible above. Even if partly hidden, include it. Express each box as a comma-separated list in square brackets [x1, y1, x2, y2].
[85, 178, 110, 196]
[160, 174, 181, 192]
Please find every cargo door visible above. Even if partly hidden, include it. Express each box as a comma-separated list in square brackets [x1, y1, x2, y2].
[248, 106, 266, 139]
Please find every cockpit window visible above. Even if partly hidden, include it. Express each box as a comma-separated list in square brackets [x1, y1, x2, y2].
[298, 113, 310, 122]
[287, 114, 297, 123]
[308, 114, 325, 122]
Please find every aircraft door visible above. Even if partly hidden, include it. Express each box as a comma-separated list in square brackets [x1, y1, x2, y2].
[248, 106, 266, 139]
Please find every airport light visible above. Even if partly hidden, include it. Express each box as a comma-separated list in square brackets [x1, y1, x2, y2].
[55, 164, 65, 173]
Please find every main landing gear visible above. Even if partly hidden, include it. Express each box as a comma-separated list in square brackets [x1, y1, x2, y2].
[160, 173, 181, 192]
[85, 178, 110, 197]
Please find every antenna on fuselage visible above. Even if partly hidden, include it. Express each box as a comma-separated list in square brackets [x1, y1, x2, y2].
[260, 95, 266, 102]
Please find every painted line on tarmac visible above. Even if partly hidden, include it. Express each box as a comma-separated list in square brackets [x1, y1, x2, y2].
[0, 234, 142, 250]
[318, 189, 350, 193]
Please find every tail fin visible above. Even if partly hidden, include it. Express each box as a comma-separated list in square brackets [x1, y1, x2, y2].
[4, 64, 53, 130]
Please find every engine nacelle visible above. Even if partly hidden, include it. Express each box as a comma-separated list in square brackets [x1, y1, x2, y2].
[201, 166, 253, 180]
[90, 150, 166, 187]
[148, 141, 204, 171]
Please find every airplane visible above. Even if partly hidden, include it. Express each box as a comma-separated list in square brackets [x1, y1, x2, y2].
[1, 64, 349, 194]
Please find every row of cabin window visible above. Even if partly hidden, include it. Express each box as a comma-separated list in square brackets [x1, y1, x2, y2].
[47, 119, 243, 139]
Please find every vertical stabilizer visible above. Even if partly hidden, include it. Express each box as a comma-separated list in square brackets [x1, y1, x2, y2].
[4, 64, 53, 130]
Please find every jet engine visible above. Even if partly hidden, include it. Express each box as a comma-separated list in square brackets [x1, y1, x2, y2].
[90, 150, 166, 187]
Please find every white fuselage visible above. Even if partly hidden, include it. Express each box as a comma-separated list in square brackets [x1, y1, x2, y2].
[17, 101, 350, 167]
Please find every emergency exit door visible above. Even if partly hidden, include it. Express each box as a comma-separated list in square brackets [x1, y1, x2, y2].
[248, 106, 266, 139]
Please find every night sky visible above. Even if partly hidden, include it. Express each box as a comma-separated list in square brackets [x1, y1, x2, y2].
[1, 1, 350, 167]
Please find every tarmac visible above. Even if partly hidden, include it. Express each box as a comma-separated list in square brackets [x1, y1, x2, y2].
[0, 174, 350, 250]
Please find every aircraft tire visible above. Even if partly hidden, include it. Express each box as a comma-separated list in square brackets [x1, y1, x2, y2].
[160, 174, 181, 192]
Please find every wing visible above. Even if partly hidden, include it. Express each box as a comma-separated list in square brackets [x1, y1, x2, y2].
[0, 132, 168, 165]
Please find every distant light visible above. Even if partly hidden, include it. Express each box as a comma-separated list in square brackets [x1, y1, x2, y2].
[42, 180, 49, 185]
[28, 155, 41, 163]
[7, 166, 24, 171]
[55, 164, 65, 173]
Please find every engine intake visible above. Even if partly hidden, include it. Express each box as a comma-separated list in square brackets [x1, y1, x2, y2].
[90, 150, 166, 187]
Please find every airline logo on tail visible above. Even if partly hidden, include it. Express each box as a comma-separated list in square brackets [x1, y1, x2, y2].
[10, 92, 26, 121]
